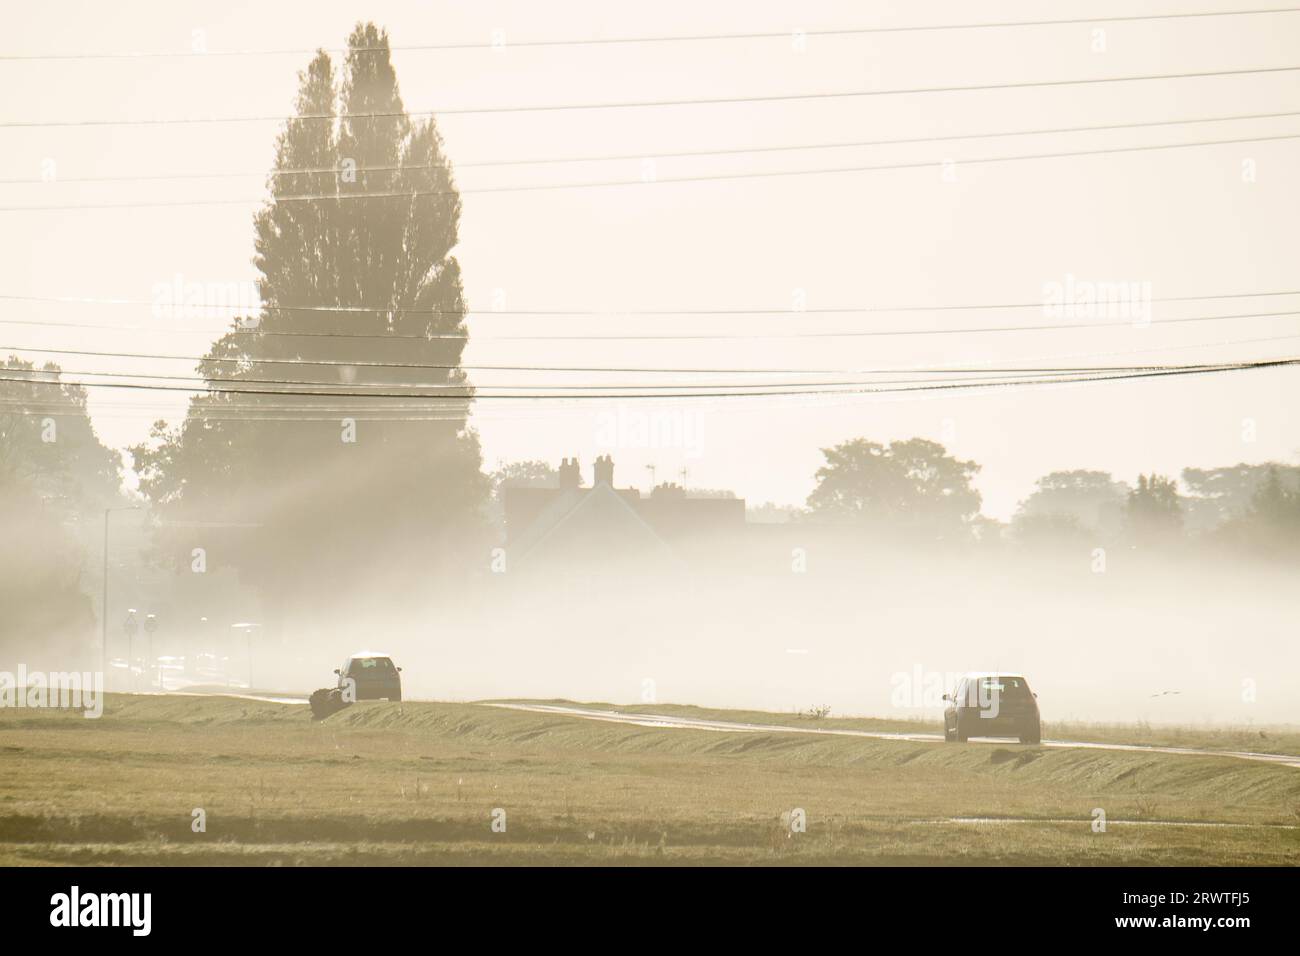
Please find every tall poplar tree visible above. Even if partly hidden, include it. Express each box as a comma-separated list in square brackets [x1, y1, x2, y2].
[134, 24, 487, 625]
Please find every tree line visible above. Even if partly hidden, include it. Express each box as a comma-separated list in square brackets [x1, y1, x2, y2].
[796, 437, 1300, 556]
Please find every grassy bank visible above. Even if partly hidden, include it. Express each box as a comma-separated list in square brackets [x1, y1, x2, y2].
[0, 695, 1296, 865]
[502, 700, 1300, 756]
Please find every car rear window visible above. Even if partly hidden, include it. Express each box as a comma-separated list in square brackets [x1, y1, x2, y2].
[979, 677, 1030, 697]
[351, 658, 395, 673]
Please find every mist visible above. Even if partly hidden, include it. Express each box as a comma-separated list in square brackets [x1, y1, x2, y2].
[12, 531, 1281, 728]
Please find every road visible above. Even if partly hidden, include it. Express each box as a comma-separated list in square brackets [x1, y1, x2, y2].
[485, 701, 1300, 769]
[154, 690, 1300, 770]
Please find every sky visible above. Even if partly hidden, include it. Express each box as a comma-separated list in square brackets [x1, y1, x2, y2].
[2, 1, 1298, 519]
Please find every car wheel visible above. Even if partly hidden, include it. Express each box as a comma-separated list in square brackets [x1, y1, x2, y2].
[943, 722, 955, 742]
[955, 717, 969, 743]
[1019, 722, 1041, 745]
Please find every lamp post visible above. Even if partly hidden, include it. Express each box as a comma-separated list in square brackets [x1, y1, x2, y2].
[231, 623, 260, 690]
[124, 609, 138, 691]
[101, 505, 140, 687]
[144, 613, 158, 689]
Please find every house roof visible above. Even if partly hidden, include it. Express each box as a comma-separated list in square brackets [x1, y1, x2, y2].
[512, 482, 679, 568]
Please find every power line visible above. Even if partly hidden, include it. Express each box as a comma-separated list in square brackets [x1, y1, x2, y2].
[0, 363, 1280, 423]
[2, 309, 1296, 343]
[450, 309, 1300, 340]
[2, 9, 1295, 60]
[19, 349, 1293, 390]
[4, 288, 1295, 319]
[5, 64, 1298, 128]
[4, 131, 1296, 212]
[6, 108, 1298, 184]
[5, 359, 1295, 422]
[3, 365, 1189, 395]
[0, 358, 1293, 400]
[5, 330, 1300, 376]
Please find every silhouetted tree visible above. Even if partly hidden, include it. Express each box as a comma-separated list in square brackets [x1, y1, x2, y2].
[1249, 466, 1294, 521]
[1125, 473, 1183, 546]
[0, 481, 98, 658]
[485, 460, 559, 535]
[1012, 469, 1128, 539]
[1216, 465, 1300, 557]
[490, 460, 559, 492]
[0, 357, 123, 509]
[1181, 462, 1300, 533]
[0, 358, 122, 655]
[806, 438, 982, 541]
[131, 23, 487, 628]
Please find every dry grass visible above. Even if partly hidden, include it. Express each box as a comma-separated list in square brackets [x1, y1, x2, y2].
[0, 694, 1296, 865]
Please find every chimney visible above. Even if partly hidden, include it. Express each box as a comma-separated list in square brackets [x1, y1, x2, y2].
[593, 454, 614, 487]
[559, 457, 580, 491]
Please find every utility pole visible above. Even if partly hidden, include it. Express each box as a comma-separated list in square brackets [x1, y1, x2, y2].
[101, 505, 139, 685]
[645, 464, 656, 490]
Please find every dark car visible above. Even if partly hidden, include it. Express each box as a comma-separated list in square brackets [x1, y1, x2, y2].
[943, 673, 1040, 744]
[335, 653, 402, 702]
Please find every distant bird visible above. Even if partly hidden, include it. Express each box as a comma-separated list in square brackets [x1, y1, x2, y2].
[1149, 691, 1181, 698]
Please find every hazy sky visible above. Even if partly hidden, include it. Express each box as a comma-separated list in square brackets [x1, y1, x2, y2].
[3, 1, 1297, 518]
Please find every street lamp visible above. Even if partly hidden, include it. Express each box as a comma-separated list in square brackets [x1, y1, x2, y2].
[144, 613, 158, 689]
[101, 505, 140, 686]
[231, 622, 261, 690]
[123, 608, 138, 689]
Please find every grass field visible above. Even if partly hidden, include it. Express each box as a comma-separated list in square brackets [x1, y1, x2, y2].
[1, 694, 1297, 865]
